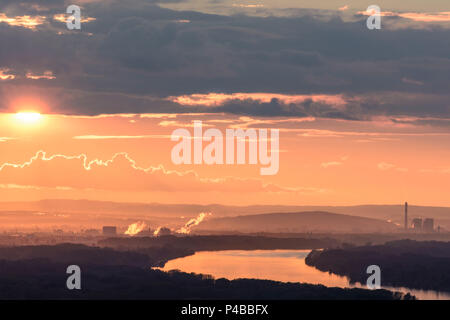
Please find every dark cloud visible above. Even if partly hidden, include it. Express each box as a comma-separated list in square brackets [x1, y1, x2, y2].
[0, 0, 449, 121]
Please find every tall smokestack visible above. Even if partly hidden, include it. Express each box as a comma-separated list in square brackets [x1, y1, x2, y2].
[404, 202, 408, 230]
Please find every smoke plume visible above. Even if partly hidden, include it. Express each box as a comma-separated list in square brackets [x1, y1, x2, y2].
[176, 212, 211, 234]
[124, 221, 147, 236]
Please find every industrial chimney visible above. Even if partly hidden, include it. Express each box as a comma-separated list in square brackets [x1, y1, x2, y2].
[404, 202, 408, 230]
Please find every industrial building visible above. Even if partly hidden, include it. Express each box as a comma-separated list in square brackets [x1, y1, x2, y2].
[403, 202, 435, 233]
[423, 219, 434, 233]
[412, 218, 422, 231]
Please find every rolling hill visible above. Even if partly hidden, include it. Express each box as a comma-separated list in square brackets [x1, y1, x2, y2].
[195, 211, 398, 233]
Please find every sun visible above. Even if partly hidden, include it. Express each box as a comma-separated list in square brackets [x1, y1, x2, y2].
[14, 111, 42, 124]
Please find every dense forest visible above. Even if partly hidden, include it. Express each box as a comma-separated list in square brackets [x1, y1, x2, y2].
[306, 240, 450, 292]
[0, 243, 415, 299]
[0, 243, 193, 268]
[99, 235, 336, 252]
[0, 256, 411, 299]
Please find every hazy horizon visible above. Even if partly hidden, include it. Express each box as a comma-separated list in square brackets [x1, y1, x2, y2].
[0, 0, 449, 208]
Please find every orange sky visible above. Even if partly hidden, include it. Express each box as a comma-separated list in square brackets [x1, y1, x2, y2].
[0, 110, 448, 206]
[1, 0, 449, 207]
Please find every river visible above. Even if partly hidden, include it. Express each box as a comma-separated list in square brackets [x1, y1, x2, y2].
[158, 249, 450, 300]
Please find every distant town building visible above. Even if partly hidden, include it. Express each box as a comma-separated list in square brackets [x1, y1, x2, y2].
[83, 229, 100, 235]
[102, 226, 117, 236]
[423, 219, 434, 233]
[412, 218, 422, 231]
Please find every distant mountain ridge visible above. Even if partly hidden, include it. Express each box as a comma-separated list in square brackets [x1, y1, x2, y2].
[0, 199, 448, 220]
[0, 199, 448, 231]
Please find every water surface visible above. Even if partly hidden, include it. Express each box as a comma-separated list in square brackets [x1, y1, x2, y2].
[159, 249, 450, 300]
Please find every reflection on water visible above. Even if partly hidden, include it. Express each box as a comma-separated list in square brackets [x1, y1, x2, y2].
[162, 250, 350, 287]
[159, 249, 450, 300]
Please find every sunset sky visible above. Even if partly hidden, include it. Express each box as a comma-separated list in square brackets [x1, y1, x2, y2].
[0, 0, 449, 206]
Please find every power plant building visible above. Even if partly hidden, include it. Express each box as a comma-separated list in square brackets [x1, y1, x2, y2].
[403, 202, 435, 233]
[412, 218, 422, 231]
[423, 219, 434, 233]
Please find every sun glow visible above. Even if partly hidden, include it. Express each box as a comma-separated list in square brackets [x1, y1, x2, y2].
[14, 112, 43, 124]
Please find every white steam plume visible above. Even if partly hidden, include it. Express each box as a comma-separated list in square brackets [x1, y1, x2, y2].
[176, 212, 211, 234]
[124, 221, 147, 236]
